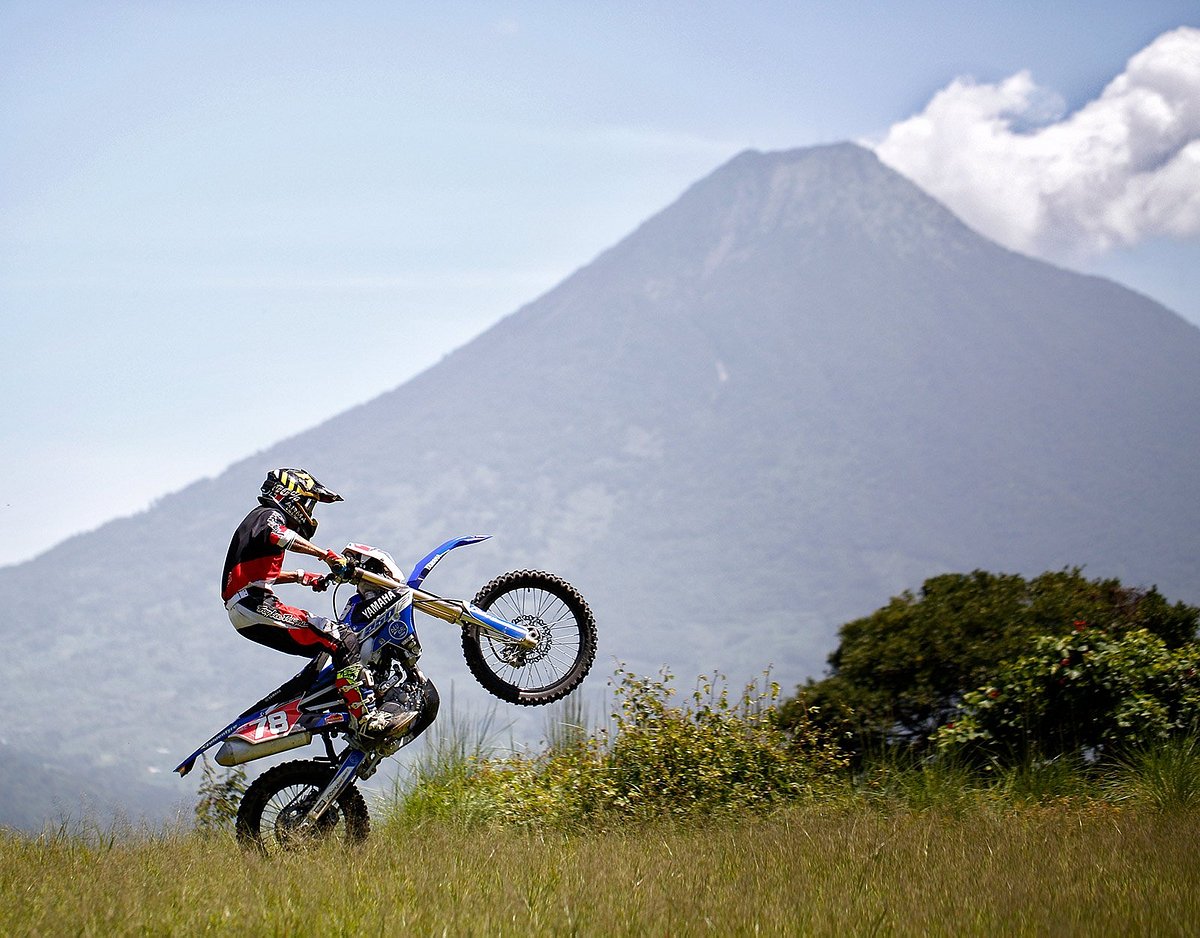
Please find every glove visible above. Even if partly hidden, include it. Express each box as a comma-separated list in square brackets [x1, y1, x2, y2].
[299, 570, 328, 591]
[324, 549, 353, 580]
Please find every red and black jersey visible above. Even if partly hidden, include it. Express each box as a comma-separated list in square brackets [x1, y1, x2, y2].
[221, 505, 298, 602]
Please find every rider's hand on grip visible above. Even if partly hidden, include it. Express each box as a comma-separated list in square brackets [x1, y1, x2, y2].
[323, 549, 354, 581]
[300, 571, 329, 591]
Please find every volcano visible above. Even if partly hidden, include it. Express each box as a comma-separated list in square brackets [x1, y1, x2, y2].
[3, 143, 1198, 827]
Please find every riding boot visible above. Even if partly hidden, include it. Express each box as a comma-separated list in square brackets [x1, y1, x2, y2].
[335, 660, 418, 743]
[334, 661, 374, 734]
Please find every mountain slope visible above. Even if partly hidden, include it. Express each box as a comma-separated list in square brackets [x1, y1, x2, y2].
[2, 143, 1198, 827]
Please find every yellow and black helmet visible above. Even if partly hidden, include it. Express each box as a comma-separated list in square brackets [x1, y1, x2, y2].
[259, 468, 342, 539]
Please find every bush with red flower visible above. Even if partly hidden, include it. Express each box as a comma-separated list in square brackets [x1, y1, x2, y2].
[935, 624, 1200, 762]
[780, 569, 1198, 758]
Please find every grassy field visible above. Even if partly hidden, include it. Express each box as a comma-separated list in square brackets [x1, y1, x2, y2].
[3, 801, 1198, 936]
[8, 677, 1198, 934]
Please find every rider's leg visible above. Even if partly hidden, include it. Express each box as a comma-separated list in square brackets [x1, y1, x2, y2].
[228, 593, 341, 656]
[228, 593, 409, 740]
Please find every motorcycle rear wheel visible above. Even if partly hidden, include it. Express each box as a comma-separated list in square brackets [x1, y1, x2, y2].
[463, 570, 597, 706]
[236, 759, 370, 854]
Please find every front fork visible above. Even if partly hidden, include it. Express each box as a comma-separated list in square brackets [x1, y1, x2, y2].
[296, 731, 401, 834]
[411, 587, 538, 648]
[295, 747, 370, 835]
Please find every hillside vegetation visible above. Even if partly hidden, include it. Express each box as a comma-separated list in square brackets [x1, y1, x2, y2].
[784, 569, 1200, 762]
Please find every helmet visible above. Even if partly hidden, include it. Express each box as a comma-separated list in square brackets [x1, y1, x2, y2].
[258, 468, 342, 539]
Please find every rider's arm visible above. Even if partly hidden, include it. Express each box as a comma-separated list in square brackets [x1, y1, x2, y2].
[276, 530, 342, 590]
[264, 508, 346, 573]
[282, 530, 349, 573]
[284, 533, 332, 561]
[276, 568, 329, 590]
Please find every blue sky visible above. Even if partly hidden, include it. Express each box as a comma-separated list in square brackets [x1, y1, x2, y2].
[2, 2, 1198, 565]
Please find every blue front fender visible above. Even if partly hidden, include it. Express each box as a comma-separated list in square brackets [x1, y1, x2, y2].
[408, 534, 491, 588]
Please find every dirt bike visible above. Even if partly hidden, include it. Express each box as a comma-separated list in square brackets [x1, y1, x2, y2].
[174, 535, 596, 852]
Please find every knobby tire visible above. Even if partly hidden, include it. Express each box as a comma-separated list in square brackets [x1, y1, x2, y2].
[462, 569, 597, 706]
[235, 758, 370, 854]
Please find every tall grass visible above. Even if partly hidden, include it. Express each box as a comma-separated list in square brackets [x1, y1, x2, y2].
[856, 750, 1097, 813]
[1107, 735, 1200, 811]
[3, 803, 1198, 936]
[384, 697, 507, 828]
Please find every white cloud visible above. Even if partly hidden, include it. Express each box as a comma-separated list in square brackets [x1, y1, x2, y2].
[870, 26, 1200, 262]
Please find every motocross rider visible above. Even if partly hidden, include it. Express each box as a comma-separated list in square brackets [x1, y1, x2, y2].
[222, 468, 416, 744]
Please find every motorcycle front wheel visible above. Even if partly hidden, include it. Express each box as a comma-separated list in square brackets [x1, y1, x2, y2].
[463, 569, 597, 706]
[236, 759, 370, 854]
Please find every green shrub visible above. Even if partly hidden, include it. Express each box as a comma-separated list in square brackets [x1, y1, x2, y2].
[598, 668, 846, 819]
[394, 668, 847, 828]
[935, 624, 1200, 763]
[193, 757, 246, 835]
[784, 570, 1199, 756]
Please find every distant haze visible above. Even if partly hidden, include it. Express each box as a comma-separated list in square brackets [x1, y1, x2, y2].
[4, 12, 1200, 572]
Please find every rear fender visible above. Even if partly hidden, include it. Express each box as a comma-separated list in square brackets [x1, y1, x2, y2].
[174, 661, 330, 776]
[176, 696, 348, 775]
[214, 700, 348, 766]
[174, 706, 276, 776]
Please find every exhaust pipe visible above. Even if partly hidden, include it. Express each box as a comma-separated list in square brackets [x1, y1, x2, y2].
[215, 730, 313, 766]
